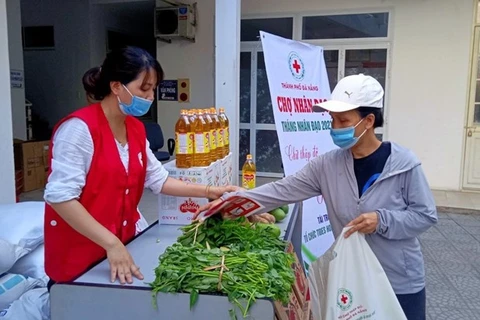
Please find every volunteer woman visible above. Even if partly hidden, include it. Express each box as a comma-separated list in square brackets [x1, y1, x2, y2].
[44, 46, 237, 287]
[196, 74, 437, 320]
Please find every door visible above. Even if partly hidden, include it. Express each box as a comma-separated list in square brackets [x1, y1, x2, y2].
[463, 27, 480, 190]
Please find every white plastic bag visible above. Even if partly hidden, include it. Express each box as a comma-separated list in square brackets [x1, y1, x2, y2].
[0, 274, 46, 310]
[308, 227, 407, 320]
[0, 202, 45, 252]
[10, 244, 47, 280]
[0, 239, 28, 274]
[0, 288, 50, 320]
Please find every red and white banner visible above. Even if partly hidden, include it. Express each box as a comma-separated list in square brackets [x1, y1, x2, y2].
[260, 31, 336, 268]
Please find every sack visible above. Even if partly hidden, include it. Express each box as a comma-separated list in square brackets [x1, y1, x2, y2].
[308, 227, 407, 320]
[0, 240, 28, 275]
[10, 244, 46, 280]
[0, 288, 50, 320]
[0, 274, 46, 310]
[0, 202, 45, 252]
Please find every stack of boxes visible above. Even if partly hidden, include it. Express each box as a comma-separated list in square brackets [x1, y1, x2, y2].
[13, 139, 50, 196]
[158, 152, 233, 224]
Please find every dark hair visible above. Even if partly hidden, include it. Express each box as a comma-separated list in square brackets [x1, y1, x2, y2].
[82, 46, 164, 101]
[357, 107, 384, 128]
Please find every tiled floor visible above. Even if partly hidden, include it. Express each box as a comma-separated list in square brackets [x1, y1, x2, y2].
[420, 211, 480, 319]
[18, 187, 480, 319]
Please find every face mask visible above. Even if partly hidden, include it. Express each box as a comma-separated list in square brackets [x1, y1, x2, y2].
[118, 85, 153, 117]
[330, 118, 367, 149]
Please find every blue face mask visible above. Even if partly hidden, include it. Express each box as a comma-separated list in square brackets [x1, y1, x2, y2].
[118, 85, 153, 117]
[330, 118, 367, 149]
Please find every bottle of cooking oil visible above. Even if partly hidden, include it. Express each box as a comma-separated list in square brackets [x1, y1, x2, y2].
[210, 107, 223, 159]
[242, 154, 256, 190]
[192, 109, 210, 167]
[199, 110, 211, 164]
[219, 108, 230, 155]
[203, 109, 217, 162]
[217, 108, 227, 158]
[187, 109, 195, 123]
[209, 108, 222, 160]
[174, 109, 193, 168]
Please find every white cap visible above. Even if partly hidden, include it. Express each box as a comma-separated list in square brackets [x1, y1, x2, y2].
[313, 74, 384, 113]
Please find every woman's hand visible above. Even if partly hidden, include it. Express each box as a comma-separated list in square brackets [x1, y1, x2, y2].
[344, 212, 379, 238]
[106, 240, 143, 284]
[206, 185, 244, 200]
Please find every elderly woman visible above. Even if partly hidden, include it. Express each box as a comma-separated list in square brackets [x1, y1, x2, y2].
[197, 74, 437, 320]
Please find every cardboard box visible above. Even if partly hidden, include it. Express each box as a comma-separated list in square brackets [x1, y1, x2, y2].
[274, 292, 303, 320]
[303, 301, 311, 320]
[220, 152, 233, 185]
[15, 170, 24, 195]
[13, 140, 50, 192]
[158, 160, 215, 225]
[286, 243, 309, 311]
[212, 160, 221, 187]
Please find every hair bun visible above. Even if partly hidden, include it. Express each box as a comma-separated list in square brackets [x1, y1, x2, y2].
[82, 66, 104, 101]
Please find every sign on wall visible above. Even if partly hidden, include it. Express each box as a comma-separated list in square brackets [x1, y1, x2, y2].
[158, 80, 178, 101]
[10, 69, 24, 89]
[260, 31, 336, 269]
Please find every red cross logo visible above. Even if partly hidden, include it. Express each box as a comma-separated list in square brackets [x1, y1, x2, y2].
[341, 295, 348, 304]
[292, 60, 301, 73]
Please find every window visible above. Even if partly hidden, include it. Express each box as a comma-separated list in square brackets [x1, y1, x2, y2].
[241, 18, 293, 41]
[239, 48, 284, 175]
[239, 14, 390, 175]
[239, 17, 293, 176]
[302, 13, 389, 40]
[22, 26, 55, 50]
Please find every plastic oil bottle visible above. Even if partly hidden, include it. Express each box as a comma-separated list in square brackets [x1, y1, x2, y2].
[242, 154, 256, 189]
[217, 108, 227, 158]
[192, 109, 210, 167]
[191, 109, 198, 121]
[187, 109, 195, 123]
[174, 109, 193, 168]
[210, 107, 224, 159]
[219, 108, 230, 156]
[203, 109, 217, 162]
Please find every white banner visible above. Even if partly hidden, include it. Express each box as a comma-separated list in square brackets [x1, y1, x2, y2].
[260, 31, 336, 269]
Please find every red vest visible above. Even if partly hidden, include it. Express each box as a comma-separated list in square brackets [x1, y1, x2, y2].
[44, 103, 147, 283]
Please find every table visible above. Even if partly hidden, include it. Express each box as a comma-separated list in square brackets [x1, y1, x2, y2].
[50, 203, 304, 320]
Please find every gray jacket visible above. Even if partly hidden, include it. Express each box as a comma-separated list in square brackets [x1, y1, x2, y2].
[228, 142, 437, 294]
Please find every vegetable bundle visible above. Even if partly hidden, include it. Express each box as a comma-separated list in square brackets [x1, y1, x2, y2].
[149, 216, 296, 318]
[150, 243, 295, 317]
[176, 216, 287, 252]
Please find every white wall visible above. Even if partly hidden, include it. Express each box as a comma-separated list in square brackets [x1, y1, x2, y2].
[241, 0, 474, 191]
[0, 0, 16, 203]
[155, 0, 215, 144]
[6, 0, 26, 140]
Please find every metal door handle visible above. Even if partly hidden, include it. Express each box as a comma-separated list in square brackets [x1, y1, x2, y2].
[468, 130, 473, 137]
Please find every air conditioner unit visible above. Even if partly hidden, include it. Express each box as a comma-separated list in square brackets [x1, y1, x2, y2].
[154, 6, 196, 41]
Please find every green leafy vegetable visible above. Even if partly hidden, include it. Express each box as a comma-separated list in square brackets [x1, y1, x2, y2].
[190, 289, 199, 310]
[177, 216, 287, 251]
[149, 243, 295, 318]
